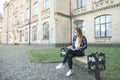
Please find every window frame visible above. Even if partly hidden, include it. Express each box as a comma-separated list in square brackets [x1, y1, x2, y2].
[33, 1, 38, 16]
[95, 14, 112, 38]
[74, 20, 85, 35]
[25, 28, 28, 41]
[20, 30, 23, 41]
[76, 0, 85, 9]
[94, 0, 103, 3]
[43, 22, 50, 39]
[26, 8, 30, 20]
[32, 25, 37, 41]
[21, 12, 24, 23]
[22, 0, 25, 4]
[44, 0, 50, 10]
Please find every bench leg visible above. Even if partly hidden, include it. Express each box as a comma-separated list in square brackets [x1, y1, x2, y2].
[94, 63, 100, 80]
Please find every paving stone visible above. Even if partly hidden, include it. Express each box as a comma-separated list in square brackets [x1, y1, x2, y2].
[0, 45, 104, 80]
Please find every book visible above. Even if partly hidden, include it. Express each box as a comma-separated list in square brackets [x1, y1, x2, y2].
[68, 48, 75, 51]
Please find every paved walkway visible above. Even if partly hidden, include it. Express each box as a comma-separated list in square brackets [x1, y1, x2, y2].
[0, 45, 103, 80]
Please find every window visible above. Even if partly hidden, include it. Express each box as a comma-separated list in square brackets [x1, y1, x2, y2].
[44, 0, 50, 10]
[33, 1, 38, 15]
[22, 30, 24, 36]
[0, 32, 1, 43]
[25, 28, 28, 41]
[32, 25, 37, 40]
[74, 20, 85, 35]
[26, 8, 30, 19]
[43, 22, 49, 39]
[21, 12, 24, 23]
[76, 0, 85, 9]
[95, 0, 102, 2]
[22, 0, 25, 4]
[95, 15, 112, 38]
[8, 19, 12, 26]
[20, 30, 23, 41]
[8, 34, 11, 42]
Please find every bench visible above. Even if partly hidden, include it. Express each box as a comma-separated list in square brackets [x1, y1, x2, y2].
[60, 51, 88, 64]
[60, 48, 106, 80]
[75, 56, 87, 64]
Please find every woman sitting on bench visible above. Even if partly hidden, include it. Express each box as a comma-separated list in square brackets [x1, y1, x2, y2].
[55, 28, 87, 76]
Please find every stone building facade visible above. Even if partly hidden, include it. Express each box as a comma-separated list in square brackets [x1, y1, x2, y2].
[0, 18, 2, 43]
[72, 0, 120, 45]
[2, 0, 71, 46]
[2, 0, 120, 46]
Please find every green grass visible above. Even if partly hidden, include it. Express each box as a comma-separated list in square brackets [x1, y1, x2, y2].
[30, 48, 63, 63]
[30, 46, 120, 80]
[85, 46, 120, 80]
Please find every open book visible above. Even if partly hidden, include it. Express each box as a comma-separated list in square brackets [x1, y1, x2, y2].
[68, 48, 75, 51]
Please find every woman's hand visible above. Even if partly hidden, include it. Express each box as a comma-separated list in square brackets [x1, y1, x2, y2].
[67, 46, 73, 48]
[75, 47, 81, 50]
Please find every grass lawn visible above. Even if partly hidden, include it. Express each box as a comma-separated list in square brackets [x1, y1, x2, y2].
[30, 46, 120, 80]
[30, 48, 63, 63]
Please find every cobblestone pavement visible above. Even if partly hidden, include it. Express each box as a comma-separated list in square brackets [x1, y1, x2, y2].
[0, 45, 103, 80]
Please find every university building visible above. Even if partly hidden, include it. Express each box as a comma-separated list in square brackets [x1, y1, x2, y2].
[2, 0, 120, 46]
[0, 17, 2, 43]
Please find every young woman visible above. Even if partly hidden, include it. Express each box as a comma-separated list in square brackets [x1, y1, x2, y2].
[55, 28, 87, 76]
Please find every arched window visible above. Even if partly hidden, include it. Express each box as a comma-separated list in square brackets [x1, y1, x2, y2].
[32, 25, 37, 40]
[33, 1, 38, 15]
[74, 20, 85, 35]
[95, 0, 102, 3]
[43, 22, 49, 39]
[95, 14, 112, 38]
[25, 28, 28, 41]
[26, 8, 30, 19]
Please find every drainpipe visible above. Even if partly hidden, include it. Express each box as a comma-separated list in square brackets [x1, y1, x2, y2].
[29, 0, 31, 45]
[54, 0, 57, 46]
[69, 0, 72, 44]
[6, 4, 9, 44]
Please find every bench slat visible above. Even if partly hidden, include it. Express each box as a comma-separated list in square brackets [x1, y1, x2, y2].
[61, 51, 88, 64]
[75, 56, 87, 64]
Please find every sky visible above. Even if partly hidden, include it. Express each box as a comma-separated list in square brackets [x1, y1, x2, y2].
[0, 0, 10, 14]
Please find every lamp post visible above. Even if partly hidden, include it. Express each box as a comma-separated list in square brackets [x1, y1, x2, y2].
[6, 3, 9, 44]
[29, 0, 31, 45]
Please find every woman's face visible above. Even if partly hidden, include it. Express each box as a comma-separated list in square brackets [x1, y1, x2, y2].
[74, 30, 79, 37]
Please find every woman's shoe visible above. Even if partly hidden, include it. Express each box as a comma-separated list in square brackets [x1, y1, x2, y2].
[66, 70, 73, 76]
[55, 63, 64, 69]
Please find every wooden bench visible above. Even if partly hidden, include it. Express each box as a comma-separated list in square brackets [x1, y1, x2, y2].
[60, 51, 88, 64]
[61, 52, 97, 71]
[60, 49, 106, 80]
[75, 56, 87, 64]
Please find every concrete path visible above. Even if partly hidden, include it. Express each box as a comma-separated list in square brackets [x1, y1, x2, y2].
[0, 45, 97, 80]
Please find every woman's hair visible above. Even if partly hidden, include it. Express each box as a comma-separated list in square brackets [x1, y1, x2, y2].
[75, 28, 83, 45]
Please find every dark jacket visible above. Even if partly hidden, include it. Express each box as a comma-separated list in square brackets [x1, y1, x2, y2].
[72, 35, 87, 53]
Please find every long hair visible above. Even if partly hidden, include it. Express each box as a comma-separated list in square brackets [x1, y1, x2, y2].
[75, 28, 83, 45]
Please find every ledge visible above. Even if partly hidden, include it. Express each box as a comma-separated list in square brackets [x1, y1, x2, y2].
[73, 2, 120, 17]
